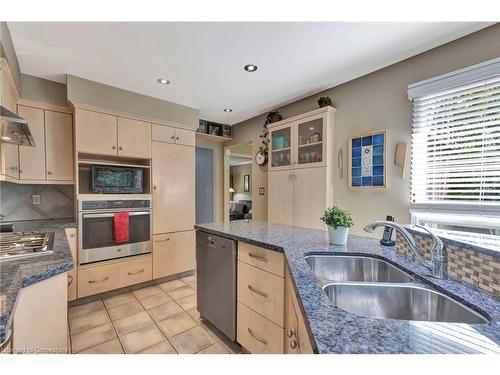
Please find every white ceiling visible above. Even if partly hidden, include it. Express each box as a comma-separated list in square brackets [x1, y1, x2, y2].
[7, 22, 493, 124]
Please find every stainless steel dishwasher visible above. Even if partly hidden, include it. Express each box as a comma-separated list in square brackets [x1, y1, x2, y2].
[196, 231, 237, 341]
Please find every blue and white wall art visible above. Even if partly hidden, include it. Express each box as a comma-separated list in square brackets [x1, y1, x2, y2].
[348, 130, 386, 188]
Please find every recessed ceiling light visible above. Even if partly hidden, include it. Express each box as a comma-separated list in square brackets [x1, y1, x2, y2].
[244, 64, 258, 72]
[224, 108, 233, 112]
[157, 78, 170, 85]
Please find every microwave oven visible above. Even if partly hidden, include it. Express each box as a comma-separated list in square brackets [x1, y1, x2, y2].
[91, 165, 144, 194]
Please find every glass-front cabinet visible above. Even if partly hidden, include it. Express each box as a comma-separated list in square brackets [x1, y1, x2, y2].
[268, 109, 331, 171]
[270, 124, 293, 169]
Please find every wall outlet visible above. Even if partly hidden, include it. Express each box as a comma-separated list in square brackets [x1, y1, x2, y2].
[32, 194, 41, 205]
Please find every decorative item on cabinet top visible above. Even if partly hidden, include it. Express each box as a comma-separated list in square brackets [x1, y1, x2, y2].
[197, 119, 232, 142]
[348, 129, 387, 189]
[317, 96, 332, 108]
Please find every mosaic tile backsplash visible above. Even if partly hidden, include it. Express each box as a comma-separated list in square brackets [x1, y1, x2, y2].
[0, 182, 74, 222]
[396, 231, 500, 298]
[351, 132, 385, 187]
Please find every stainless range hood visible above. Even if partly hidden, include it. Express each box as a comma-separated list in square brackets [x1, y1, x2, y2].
[0, 105, 35, 146]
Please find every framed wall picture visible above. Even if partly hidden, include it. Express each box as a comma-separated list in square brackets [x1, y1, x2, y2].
[244, 175, 250, 192]
[348, 129, 387, 189]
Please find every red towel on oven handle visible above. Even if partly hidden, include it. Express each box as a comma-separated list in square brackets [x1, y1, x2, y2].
[113, 212, 129, 243]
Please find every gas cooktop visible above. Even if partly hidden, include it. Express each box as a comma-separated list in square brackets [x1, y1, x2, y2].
[0, 231, 55, 261]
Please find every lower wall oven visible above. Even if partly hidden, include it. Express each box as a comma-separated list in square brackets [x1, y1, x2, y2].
[78, 199, 152, 265]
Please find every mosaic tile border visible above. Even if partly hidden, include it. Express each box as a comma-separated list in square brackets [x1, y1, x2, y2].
[396, 232, 500, 298]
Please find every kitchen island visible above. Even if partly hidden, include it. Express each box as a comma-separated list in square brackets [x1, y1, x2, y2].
[195, 220, 500, 354]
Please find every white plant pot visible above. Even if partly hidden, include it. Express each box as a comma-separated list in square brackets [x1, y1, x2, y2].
[328, 226, 349, 245]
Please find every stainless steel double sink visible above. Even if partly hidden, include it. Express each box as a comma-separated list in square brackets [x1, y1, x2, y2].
[305, 255, 489, 324]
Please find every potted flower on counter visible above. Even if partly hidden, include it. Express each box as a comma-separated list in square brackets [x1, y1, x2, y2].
[321, 206, 353, 245]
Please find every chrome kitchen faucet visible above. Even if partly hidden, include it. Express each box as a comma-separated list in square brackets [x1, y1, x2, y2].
[364, 221, 447, 279]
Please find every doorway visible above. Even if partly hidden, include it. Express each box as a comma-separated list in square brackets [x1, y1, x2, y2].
[195, 147, 214, 224]
[224, 142, 253, 222]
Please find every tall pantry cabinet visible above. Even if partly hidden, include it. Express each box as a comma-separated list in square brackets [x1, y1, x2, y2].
[268, 107, 335, 230]
[152, 124, 196, 279]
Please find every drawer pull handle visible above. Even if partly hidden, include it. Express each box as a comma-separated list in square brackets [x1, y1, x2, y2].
[248, 285, 268, 298]
[155, 238, 170, 243]
[248, 328, 267, 345]
[67, 275, 74, 286]
[248, 253, 268, 262]
[290, 339, 298, 349]
[128, 269, 145, 275]
[286, 328, 295, 338]
[88, 276, 109, 284]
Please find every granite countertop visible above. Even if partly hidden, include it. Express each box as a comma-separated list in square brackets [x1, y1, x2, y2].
[195, 220, 500, 354]
[0, 219, 75, 343]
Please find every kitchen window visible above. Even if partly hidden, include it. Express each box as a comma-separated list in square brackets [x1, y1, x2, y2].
[408, 58, 500, 242]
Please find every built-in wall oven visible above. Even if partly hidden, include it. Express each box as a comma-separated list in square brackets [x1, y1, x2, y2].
[78, 199, 152, 265]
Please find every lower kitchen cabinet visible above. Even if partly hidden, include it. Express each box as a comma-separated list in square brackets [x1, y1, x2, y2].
[65, 228, 78, 301]
[77, 255, 152, 298]
[152, 230, 195, 279]
[285, 266, 314, 354]
[12, 272, 68, 354]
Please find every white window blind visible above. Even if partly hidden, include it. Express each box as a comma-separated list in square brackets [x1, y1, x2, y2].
[410, 74, 500, 205]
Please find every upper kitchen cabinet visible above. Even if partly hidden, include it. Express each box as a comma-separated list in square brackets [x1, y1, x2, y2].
[45, 110, 73, 181]
[75, 108, 152, 159]
[75, 109, 118, 156]
[17, 105, 46, 180]
[268, 107, 334, 172]
[0, 58, 20, 180]
[117, 117, 152, 158]
[152, 123, 195, 147]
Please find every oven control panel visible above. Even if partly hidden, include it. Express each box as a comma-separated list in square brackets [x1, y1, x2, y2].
[80, 200, 151, 210]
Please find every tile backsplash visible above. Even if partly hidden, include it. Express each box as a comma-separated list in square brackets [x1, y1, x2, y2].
[0, 182, 74, 222]
[396, 231, 500, 298]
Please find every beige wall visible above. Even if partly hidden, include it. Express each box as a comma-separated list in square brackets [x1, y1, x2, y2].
[231, 24, 500, 236]
[67, 75, 200, 129]
[230, 163, 252, 202]
[21, 74, 68, 107]
[196, 137, 224, 222]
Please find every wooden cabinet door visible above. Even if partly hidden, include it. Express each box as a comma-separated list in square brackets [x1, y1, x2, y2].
[45, 111, 73, 181]
[1, 143, 19, 179]
[153, 230, 195, 279]
[117, 117, 152, 158]
[152, 123, 175, 143]
[18, 105, 46, 180]
[174, 128, 195, 147]
[152, 142, 195, 234]
[269, 123, 294, 171]
[293, 167, 326, 230]
[65, 228, 77, 301]
[268, 170, 294, 226]
[75, 109, 117, 155]
[284, 269, 299, 354]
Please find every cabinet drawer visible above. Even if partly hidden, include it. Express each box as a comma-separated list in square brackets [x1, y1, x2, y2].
[78, 256, 152, 298]
[238, 242, 284, 277]
[237, 261, 284, 327]
[237, 302, 284, 354]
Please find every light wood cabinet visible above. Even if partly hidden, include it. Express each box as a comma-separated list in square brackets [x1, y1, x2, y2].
[153, 230, 195, 279]
[17, 105, 46, 180]
[65, 228, 78, 302]
[152, 141, 195, 234]
[45, 111, 73, 181]
[12, 272, 67, 354]
[268, 107, 335, 230]
[152, 123, 195, 147]
[78, 255, 152, 298]
[268, 170, 294, 226]
[75, 109, 117, 156]
[0, 59, 20, 180]
[238, 242, 284, 277]
[117, 117, 152, 158]
[285, 266, 314, 354]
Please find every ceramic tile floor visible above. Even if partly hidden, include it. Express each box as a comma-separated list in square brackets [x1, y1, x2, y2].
[68, 274, 242, 354]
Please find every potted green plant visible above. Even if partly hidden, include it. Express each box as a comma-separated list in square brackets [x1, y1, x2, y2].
[318, 96, 332, 108]
[321, 206, 353, 245]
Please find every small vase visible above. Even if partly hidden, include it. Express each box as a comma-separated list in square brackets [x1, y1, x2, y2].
[328, 226, 349, 245]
